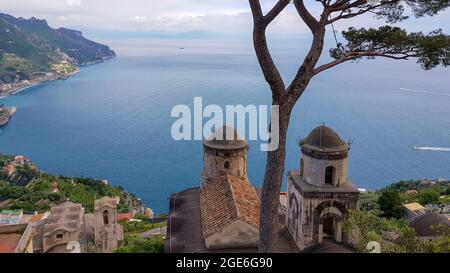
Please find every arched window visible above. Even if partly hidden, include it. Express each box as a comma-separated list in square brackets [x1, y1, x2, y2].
[224, 161, 230, 170]
[325, 166, 334, 185]
[103, 210, 109, 225]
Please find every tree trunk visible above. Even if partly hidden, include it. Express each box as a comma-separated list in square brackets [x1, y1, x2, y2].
[258, 104, 292, 253]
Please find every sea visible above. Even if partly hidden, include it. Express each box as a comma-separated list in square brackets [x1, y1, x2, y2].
[1, 37, 449, 213]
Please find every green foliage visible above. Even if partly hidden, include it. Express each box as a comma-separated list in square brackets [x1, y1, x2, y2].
[383, 179, 450, 206]
[344, 210, 422, 253]
[297, 138, 306, 147]
[378, 189, 405, 219]
[405, 0, 450, 18]
[157, 213, 168, 219]
[335, 26, 450, 70]
[420, 225, 450, 253]
[418, 189, 441, 205]
[360, 192, 380, 211]
[0, 13, 115, 82]
[115, 235, 165, 253]
[120, 220, 167, 234]
[134, 213, 149, 221]
[0, 165, 128, 213]
[0, 154, 13, 168]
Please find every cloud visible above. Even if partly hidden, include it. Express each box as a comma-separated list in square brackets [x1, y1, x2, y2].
[129, 16, 147, 23]
[59, 16, 68, 21]
[0, 0, 448, 34]
[66, 0, 81, 6]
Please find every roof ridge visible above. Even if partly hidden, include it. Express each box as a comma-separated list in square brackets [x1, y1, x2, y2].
[225, 174, 241, 220]
[225, 175, 260, 229]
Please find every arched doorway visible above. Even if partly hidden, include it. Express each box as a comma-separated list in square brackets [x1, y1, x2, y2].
[313, 201, 347, 244]
[322, 215, 335, 238]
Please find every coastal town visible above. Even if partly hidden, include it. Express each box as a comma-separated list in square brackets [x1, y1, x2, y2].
[0, 67, 79, 97]
[0, 154, 164, 253]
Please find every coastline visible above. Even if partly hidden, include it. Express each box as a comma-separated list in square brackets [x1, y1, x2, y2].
[0, 56, 115, 100]
[0, 56, 114, 127]
[0, 69, 81, 99]
[0, 106, 17, 127]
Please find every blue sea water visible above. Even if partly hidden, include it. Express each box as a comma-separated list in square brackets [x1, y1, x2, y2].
[1, 39, 450, 213]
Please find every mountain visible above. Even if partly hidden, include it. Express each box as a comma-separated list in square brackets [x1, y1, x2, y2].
[0, 13, 115, 87]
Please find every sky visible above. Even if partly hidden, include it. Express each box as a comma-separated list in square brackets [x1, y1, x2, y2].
[1, 0, 449, 36]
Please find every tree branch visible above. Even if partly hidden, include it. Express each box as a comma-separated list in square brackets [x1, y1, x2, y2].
[249, 0, 288, 100]
[313, 51, 418, 75]
[293, 0, 320, 32]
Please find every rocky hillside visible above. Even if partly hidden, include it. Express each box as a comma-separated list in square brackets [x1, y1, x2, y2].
[0, 154, 146, 214]
[0, 13, 115, 85]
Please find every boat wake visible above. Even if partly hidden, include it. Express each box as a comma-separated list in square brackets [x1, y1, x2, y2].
[400, 88, 450, 97]
[413, 146, 450, 152]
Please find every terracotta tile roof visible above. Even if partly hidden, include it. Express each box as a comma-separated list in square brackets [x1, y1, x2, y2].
[117, 213, 134, 222]
[200, 174, 260, 238]
[30, 213, 46, 223]
[0, 233, 22, 253]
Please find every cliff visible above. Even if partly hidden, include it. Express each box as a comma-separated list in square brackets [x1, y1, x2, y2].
[0, 13, 115, 95]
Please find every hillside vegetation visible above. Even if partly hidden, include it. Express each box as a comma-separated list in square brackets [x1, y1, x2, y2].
[0, 154, 140, 213]
[0, 13, 115, 84]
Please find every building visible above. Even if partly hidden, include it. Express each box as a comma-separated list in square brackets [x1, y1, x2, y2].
[201, 126, 249, 187]
[403, 202, 427, 222]
[94, 197, 124, 253]
[286, 125, 360, 250]
[5, 164, 15, 175]
[32, 197, 123, 253]
[145, 208, 154, 219]
[166, 126, 298, 253]
[0, 209, 23, 225]
[410, 212, 450, 239]
[41, 202, 83, 253]
[0, 223, 34, 253]
[166, 125, 356, 253]
[117, 212, 135, 222]
[29, 212, 50, 223]
[200, 174, 260, 249]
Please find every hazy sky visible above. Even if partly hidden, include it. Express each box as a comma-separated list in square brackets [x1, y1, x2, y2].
[1, 0, 449, 36]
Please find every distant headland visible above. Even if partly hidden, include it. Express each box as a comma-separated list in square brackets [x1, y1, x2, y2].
[0, 13, 116, 97]
[0, 104, 16, 127]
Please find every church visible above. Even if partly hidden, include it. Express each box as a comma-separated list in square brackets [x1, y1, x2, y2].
[165, 125, 360, 253]
[32, 197, 124, 253]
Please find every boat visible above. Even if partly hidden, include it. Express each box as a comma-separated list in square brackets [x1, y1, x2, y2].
[413, 146, 450, 152]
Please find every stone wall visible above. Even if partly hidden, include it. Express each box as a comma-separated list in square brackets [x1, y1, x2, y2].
[201, 148, 247, 187]
[302, 153, 349, 187]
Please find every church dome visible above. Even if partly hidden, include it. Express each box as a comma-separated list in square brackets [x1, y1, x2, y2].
[204, 126, 248, 150]
[301, 125, 349, 159]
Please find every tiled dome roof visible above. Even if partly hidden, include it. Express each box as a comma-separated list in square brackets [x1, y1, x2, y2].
[204, 126, 248, 150]
[304, 125, 348, 151]
[411, 212, 450, 237]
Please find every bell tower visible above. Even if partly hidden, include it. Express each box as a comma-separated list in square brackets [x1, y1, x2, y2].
[201, 126, 249, 187]
[94, 197, 124, 253]
[287, 125, 359, 250]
